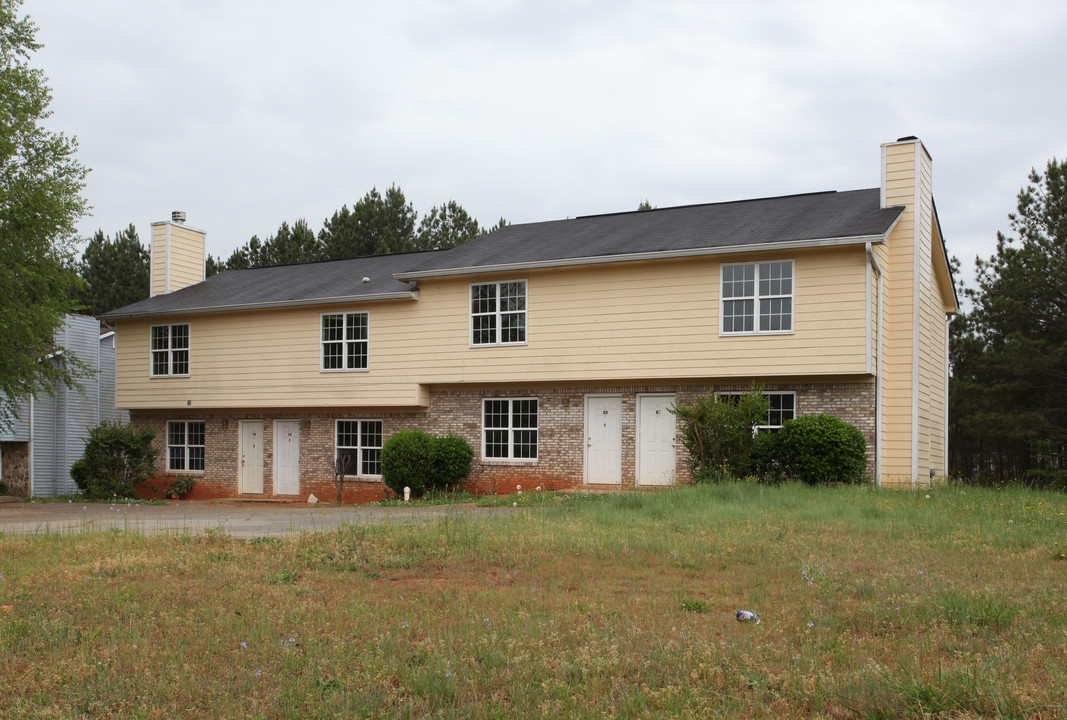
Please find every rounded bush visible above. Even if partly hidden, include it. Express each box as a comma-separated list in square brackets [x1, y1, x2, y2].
[749, 430, 784, 483]
[380, 430, 437, 496]
[71, 421, 158, 499]
[776, 414, 868, 485]
[433, 434, 474, 488]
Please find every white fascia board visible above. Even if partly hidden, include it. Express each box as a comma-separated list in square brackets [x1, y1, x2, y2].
[102, 291, 419, 320]
[393, 234, 889, 281]
[150, 219, 208, 234]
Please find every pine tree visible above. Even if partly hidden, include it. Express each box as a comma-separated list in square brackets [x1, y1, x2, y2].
[75, 224, 149, 316]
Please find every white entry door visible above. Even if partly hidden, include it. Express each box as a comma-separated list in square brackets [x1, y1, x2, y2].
[274, 420, 300, 496]
[638, 395, 676, 486]
[586, 396, 622, 485]
[239, 420, 264, 494]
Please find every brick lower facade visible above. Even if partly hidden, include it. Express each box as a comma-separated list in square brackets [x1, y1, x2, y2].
[130, 380, 877, 503]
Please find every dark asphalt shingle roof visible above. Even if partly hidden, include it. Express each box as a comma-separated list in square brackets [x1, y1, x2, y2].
[104, 187, 902, 319]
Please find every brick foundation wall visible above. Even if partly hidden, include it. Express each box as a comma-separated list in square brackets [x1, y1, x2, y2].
[130, 379, 876, 503]
[1, 441, 30, 496]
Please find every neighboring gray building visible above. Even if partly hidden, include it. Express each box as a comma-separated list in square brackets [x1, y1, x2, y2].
[0, 314, 128, 497]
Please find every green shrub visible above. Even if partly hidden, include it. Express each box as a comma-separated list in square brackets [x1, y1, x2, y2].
[671, 387, 770, 481]
[433, 434, 474, 488]
[0, 479, 10, 495]
[775, 414, 868, 484]
[381, 430, 437, 496]
[164, 476, 196, 499]
[70, 421, 158, 499]
[749, 430, 785, 483]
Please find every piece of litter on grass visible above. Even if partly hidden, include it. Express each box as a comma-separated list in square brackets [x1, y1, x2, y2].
[736, 610, 760, 624]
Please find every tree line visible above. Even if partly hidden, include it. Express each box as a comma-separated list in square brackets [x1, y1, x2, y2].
[206, 187, 505, 275]
[72, 189, 505, 316]
[949, 158, 1067, 487]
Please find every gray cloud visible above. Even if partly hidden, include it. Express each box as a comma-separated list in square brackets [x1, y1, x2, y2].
[26, 0, 1067, 291]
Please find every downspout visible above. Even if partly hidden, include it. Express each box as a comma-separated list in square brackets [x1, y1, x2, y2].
[28, 395, 34, 497]
[866, 242, 883, 488]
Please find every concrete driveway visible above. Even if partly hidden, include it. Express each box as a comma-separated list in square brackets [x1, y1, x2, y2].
[0, 499, 517, 539]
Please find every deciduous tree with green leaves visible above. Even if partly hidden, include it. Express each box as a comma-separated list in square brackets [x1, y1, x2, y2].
[0, 0, 90, 428]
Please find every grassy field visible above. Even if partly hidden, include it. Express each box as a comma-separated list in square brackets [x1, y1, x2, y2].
[1, 483, 1065, 719]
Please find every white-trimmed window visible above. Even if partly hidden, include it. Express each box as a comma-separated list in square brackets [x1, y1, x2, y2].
[151, 324, 190, 376]
[483, 398, 538, 460]
[720, 260, 794, 334]
[471, 280, 527, 346]
[336, 420, 383, 477]
[167, 421, 205, 471]
[321, 312, 368, 371]
[718, 391, 796, 432]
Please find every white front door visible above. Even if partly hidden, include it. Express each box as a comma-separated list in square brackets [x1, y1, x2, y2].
[638, 394, 676, 486]
[585, 395, 622, 485]
[239, 420, 264, 494]
[274, 420, 300, 496]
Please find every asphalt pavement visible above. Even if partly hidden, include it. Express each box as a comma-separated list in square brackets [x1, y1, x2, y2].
[0, 499, 517, 539]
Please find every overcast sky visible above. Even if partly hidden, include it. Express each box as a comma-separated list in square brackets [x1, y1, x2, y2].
[25, 0, 1067, 290]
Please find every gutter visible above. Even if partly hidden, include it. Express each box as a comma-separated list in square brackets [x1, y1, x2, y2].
[28, 395, 34, 497]
[393, 233, 890, 280]
[102, 290, 419, 321]
[866, 241, 884, 488]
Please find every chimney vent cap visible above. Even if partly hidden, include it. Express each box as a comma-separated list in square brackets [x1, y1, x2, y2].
[171, 211, 187, 224]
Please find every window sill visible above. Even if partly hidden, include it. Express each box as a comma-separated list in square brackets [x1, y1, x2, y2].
[320, 368, 370, 374]
[341, 475, 382, 483]
[151, 374, 191, 379]
[718, 330, 794, 337]
[480, 458, 538, 466]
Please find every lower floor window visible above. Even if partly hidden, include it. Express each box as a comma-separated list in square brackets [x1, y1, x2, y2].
[718, 391, 796, 431]
[336, 420, 383, 476]
[483, 398, 538, 460]
[168, 421, 205, 471]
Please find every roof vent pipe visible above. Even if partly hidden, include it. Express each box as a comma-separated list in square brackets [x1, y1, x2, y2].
[171, 210, 186, 224]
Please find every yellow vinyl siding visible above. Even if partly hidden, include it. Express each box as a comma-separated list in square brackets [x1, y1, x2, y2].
[150, 221, 205, 297]
[168, 225, 205, 291]
[880, 141, 921, 485]
[878, 138, 952, 487]
[150, 224, 167, 297]
[115, 246, 872, 411]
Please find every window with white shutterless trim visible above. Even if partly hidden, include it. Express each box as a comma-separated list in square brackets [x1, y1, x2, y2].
[335, 420, 383, 477]
[167, 421, 205, 471]
[150, 324, 190, 376]
[720, 260, 794, 334]
[482, 398, 538, 460]
[716, 391, 796, 432]
[321, 312, 369, 371]
[470, 280, 527, 346]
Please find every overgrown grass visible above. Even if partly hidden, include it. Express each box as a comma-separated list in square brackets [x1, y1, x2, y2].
[2, 482, 1065, 718]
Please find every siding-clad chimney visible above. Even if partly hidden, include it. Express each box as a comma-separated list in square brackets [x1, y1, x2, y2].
[150, 212, 206, 297]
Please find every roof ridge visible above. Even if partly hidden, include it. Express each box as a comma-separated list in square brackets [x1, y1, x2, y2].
[575, 189, 873, 221]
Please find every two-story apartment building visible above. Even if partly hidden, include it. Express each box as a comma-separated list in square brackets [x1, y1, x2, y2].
[102, 137, 957, 502]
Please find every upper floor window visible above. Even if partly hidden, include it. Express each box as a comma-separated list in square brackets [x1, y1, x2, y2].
[167, 420, 205, 471]
[321, 312, 368, 371]
[721, 260, 794, 335]
[336, 420, 383, 477]
[471, 280, 527, 346]
[483, 398, 538, 460]
[151, 324, 189, 376]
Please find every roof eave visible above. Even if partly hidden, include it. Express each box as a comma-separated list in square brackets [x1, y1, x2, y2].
[101, 290, 419, 321]
[393, 233, 891, 281]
